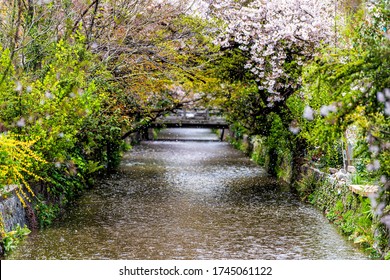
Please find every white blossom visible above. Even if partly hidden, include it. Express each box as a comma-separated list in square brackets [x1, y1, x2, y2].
[385, 88, 390, 98]
[15, 81, 22, 92]
[385, 102, 390, 116]
[16, 118, 25, 127]
[381, 215, 390, 230]
[369, 145, 380, 154]
[289, 125, 300, 134]
[377, 91, 385, 102]
[36, 0, 52, 5]
[373, 159, 381, 171]
[320, 105, 330, 117]
[213, 0, 335, 106]
[45, 91, 54, 99]
[373, 201, 386, 215]
[303, 105, 314, 120]
[91, 42, 98, 50]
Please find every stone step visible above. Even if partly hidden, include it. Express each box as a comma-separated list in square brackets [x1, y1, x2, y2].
[349, 184, 379, 197]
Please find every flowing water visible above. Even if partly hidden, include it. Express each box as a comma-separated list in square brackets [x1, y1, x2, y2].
[7, 128, 366, 259]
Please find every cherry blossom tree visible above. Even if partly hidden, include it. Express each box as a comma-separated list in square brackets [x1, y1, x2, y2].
[211, 0, 336, 107]
[204, 0, 339, 178]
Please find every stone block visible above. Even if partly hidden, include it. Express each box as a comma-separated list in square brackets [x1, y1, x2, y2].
[329, 168, 338, 174]
[335, 170, 349, 181]
[347, 166, 357, 173]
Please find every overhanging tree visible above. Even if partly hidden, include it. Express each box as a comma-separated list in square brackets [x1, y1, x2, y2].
[210, 0, 336, 176]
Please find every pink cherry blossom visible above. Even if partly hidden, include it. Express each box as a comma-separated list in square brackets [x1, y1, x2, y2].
[211, 0, 336, 106]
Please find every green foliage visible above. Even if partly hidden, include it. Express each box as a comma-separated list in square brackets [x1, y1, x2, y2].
[294, 5, 390, 251]
[35, 200, 60, 228]
[301, 168, 389, 258]
[295, 171, 321, 202]
[264, 114, 293, 178]
[251, 136, 267, 166]
[300, 1, 389, 172]
[85, 160, 105, 175]
[0, 32, 125, 227]
[1, 224, 31, 255]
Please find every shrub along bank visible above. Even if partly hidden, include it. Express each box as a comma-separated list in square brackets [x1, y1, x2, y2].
[0, 37, 127, 255]
[296, 166, 390, 260]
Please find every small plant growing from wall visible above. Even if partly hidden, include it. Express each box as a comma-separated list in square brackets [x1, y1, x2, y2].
[0, 214, 30, 255]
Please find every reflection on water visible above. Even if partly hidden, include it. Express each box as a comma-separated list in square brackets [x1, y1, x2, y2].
[8, 128, 366, 259]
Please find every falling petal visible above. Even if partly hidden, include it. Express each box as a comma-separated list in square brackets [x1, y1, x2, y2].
[373, 160, 380, 170]
[303, 106, 314, 121]
[45, 91, 54, 99]
[289, 126, 300, 135]
[377, 92, 385, 103]
[385, 88, 390, 98]
[320, 105, 329, 117]
[366, 164, 374, 172]
[15, 81, 22, 92]
[16, 118, 25, 127]
[381, 215, 390, 230]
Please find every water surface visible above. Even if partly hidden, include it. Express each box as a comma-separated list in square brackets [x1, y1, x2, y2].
[8, 128, 366, 259]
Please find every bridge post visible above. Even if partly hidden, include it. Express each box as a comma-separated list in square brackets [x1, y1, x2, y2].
[183, 108, 187, 119]
[220, 128, 225, 141]
[147, 128, 155, 140]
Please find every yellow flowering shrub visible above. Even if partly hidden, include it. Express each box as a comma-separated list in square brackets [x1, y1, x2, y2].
[0, 134, 46, 207]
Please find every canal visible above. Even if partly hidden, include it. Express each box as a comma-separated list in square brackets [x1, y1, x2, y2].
[8, 128, 366, 259]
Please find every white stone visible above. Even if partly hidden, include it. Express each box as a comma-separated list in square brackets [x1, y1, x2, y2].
[329, 168, 338, 174]
[335, 170, 349, 181]
[347, 166, 357, 173]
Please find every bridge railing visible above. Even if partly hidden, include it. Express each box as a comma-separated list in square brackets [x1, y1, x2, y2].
[151, 108, 228, 129]
[171, 108, 223, 120]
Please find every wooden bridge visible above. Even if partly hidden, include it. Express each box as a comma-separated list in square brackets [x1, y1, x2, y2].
[151, 109, 229, 129]
[150, 109, 229, 141]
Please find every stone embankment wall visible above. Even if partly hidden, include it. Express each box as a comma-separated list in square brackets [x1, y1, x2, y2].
[0, 186, 27, 232]
[0, 186, 39, 256]
[0, 185, 29, 256]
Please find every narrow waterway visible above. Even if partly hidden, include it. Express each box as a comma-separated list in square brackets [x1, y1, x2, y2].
[8, 128, 366, 259]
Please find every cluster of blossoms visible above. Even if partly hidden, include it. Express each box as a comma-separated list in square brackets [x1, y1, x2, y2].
[211, 0, 336, 106]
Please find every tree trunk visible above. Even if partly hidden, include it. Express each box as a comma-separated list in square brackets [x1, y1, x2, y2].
[290, 137, 307, 183]
[268, 147, 278, 177]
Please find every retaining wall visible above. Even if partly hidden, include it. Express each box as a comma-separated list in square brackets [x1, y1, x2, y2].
[0, 186, 27, 232]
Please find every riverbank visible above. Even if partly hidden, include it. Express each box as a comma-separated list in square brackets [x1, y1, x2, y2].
[225, 130, 390, 259]
[296, 166, 390, 259]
